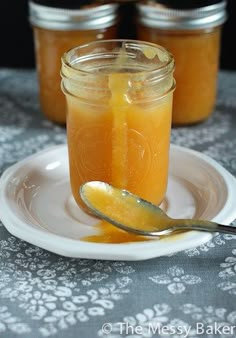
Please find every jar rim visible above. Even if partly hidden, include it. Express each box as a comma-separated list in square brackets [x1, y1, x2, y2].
[61, 39, 175, 105]
[61, 39, 174, 79]
[29, 2, 119, 31]
[137, 1, 227, 30]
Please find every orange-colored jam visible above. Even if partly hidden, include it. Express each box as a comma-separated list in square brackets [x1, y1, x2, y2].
[81, 183, 184, 243]
[33, 26, 117, 124]
[81, 183, 162, 243]
[62, 41, 175, 243]
[83, 220, 149, 243]
[66, 72, 173, 210]
[138, 26, 221, 125]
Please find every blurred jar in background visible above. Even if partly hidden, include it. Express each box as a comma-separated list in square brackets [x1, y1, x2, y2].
[137, 0, 227, 125]
[29, 0, 119, 124]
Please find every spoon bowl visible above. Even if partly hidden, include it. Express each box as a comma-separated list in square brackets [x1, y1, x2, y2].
[80, 181, 236, 237]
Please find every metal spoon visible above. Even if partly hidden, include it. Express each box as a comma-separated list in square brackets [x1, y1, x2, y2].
[80, 181, 236, 237]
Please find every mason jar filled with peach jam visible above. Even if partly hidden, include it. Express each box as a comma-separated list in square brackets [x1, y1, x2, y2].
[137, 0, 227, 125]
[61, 40, 175, 210]
[29, 1, 119, 124]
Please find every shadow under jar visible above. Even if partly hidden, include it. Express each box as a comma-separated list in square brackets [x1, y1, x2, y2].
[29, 0, 119, 124]
[136, 0, 227, 125]
[61, 40, 175, 211]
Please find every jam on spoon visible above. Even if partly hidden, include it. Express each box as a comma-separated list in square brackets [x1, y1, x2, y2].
[80, 181, 236, 238]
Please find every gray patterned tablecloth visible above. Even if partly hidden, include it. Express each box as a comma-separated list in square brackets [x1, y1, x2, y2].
[0, 69, 236, 338]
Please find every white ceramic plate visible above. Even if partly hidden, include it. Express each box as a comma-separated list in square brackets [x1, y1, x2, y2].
[0, 144, 236, 261]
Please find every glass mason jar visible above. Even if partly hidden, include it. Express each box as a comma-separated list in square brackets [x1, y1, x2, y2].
[29, 1, 119, 124]
[136, 1, 227, 125]
[61, 40, 175, 210]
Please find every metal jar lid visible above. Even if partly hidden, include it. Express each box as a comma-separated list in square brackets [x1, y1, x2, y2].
[29, 1, 119, 31]
[136, 1, 227, 30]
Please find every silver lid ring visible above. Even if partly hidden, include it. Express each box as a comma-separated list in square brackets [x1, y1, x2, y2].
[29, 2, 119, 31]
[137, 2, 227, 30]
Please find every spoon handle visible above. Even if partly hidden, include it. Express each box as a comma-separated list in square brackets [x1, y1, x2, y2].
[176, 219, 236, 235]
[215, 224, 236, 234]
